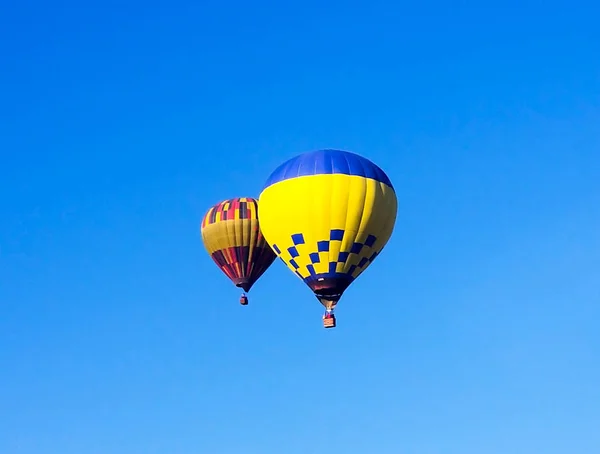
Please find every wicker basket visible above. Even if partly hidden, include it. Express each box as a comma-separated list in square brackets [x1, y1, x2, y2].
[323, 315, 336, 328]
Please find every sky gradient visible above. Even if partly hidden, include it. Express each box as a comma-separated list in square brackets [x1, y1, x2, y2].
[1, 1, 599, 453]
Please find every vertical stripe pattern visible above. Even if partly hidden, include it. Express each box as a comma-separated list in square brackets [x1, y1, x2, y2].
[201, 197, 276, 292]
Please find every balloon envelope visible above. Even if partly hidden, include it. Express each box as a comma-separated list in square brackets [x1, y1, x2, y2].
[201, 197, 276, 292]
[258, 149, 397, 308]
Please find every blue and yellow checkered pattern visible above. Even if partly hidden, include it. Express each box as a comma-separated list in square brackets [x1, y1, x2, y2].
[271, 228, 383, 287]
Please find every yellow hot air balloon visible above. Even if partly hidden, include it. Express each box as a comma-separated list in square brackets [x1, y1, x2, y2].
[258, 149, 397, 328]
[201, 197, 276, 305]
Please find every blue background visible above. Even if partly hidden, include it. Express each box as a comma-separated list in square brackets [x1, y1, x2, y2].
[1, 1, 599, 453]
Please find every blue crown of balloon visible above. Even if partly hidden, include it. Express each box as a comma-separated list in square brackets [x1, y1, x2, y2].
[262, 149, 394, 191]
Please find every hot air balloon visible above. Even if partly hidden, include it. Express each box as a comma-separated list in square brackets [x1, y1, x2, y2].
[258, 149, 397, 328]
[200, 197, 277, 305]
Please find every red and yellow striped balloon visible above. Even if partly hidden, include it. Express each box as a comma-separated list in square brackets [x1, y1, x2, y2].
[200, 197, 276, 296]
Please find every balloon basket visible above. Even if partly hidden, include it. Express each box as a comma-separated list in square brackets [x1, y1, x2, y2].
[323, 313, 336, 328]
[239, 295, 248, 305]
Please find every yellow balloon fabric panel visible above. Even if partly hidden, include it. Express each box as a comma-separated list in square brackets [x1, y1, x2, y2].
[258, 150, 397, 303]
[201, 198, 259, 255]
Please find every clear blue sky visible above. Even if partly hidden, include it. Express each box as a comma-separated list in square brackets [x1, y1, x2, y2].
[1, 1, 599, 453]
